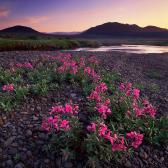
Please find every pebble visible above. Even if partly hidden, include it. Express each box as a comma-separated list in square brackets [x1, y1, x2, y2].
[8, 147, 17, 155]
[64, 162, 73, 168]
[33, 116, 38, 121]
[26, 130, 32, 137]
[6, 159, 14, 168]
[124, 160, 132, 168]
[140, 150, 148, 159]
[14, 163, 25, 168]
[5, 136, 16, 147]
[70, 93, 77, 98]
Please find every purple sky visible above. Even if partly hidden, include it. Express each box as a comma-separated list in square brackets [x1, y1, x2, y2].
[0, 0, 168, 32]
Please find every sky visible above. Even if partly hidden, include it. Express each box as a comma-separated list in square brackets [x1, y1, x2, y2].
[0, 0, 168, 32]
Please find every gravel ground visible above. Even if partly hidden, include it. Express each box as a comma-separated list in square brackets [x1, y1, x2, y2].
[0, 51, 168, 168]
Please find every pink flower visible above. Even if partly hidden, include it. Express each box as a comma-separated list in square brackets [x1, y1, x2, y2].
[84, 67, 92, 75]
[2, 84, 14, 91]
[41, 121, 50, 132]
[87, 90, 102, 102]
[51, 105, 64, 114]
[48, 117, 54, 124]
[126, 131, 144, 149]
[96, 104, 111, 119]
[105, 98, 110, 106]
[60, 120, 70, 130]
[119, 83, 125, 91]
[95, 83, 108, 93]
[24, 63, 33, 69]
[87, 122, 97, 132]
[144, 104, 156, 118]
[16, 62, 33, 69]
[79, 57, 85, 67]
[133, 89, 140, 99]
[112, 141, 127, 151]
[98, 124, 108, 137]
[65, 104, 73, 113]
[70, 66, 78, 75]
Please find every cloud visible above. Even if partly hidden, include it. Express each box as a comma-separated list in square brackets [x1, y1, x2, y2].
[0, 16, 49, 30]
[0, 7, 10, 18]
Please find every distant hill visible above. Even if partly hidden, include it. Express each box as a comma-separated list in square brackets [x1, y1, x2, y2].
[80, 22, 168, 38]
[0, 25, 41, 36]
[50, 32, 81, 35]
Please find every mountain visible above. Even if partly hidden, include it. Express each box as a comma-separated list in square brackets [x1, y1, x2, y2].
[81, 22, 168, 38]
[0, 25, 41, 35]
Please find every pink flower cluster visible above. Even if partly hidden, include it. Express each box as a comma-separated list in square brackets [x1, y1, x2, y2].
[53, 53, 100, 81]
[88, 56, 99, 65]
[87, 122, 144, 151]
[120, 83, 156, 118]
[84, 67, 100, 82]
[88, 83, 111, 119]
[126, 131, 144, 148]
[133, 99, 156, 118]
[16, 62, 33, 69]
[41, 101, 78, 132]
[2, 84, 14, 92]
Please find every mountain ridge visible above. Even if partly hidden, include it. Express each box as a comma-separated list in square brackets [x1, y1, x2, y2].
[81, 22, 168, 37]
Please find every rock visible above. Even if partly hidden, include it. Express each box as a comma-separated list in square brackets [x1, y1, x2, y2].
[6, 160, 14, 168]
[26, 130, 32, 137]
[44, 159, 50, 164]
[56, 157, 62, 167]
[26, 151, 32, 158]
[70, 93, 77, 98]
[140, 150, 148, 160]
[11, 143, 18, 147]
[159, 157, 164, 163]
[38, 133, 48, 141]
[14, 163, 25, 168]
[124, 160, 132, 168]
[64, 162, 73, 168]
[33, 116, 38, 121]
[5, 136, 16, 147]
[0, 147, 2, 153]
[36, 106, 41, 111]
[8, 147, 17, 155]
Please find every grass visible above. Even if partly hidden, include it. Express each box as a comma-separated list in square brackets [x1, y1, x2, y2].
[0, 36, 100, 51]
[80, 37, 168, 46]
[146, 70, 162, 80]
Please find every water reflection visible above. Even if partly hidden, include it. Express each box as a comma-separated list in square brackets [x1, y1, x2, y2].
[72, 45, 168, 54]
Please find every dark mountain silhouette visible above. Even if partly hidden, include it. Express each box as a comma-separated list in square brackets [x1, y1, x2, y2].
[0, 25, 41, 35]
[81, 22, 168, 38]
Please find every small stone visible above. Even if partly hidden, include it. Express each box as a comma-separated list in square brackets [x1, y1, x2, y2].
[33, 116, 38, 121]
[5, 136, 16, 147]
[70, 93, 77, 98]
[159, 157, 164, 163]
[44, 159, 50, 164]
[26, 130, 32, 137]
[26, 151, 32, 157]
[11, 143, 18, 147]
[124, 160, 132, 168]
[36, 106, 41, 111]
[6, 160, 14, 168]
[20, 112, 28, 115]
[64, 162, 73, 168]
[140, 151, 148, 159]
[14, 163, 25, 168]
[38, 133, 48, 140]
[8, 147, 17, 155]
